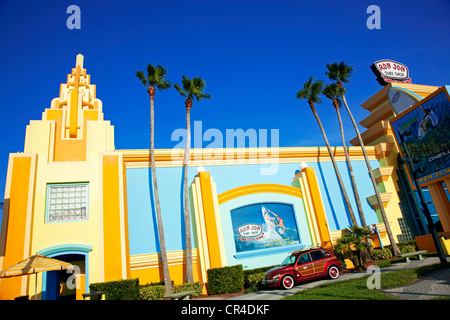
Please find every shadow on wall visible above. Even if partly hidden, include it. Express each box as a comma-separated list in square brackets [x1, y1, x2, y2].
[317, 162, 344, 230]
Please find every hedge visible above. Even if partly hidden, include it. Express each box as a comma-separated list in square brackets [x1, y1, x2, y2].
[243, 265, 276, 289]
[140, 285, 166, 300]
[370, 248, 393, 260]
[140, 281, 203, 300]
[89, 278, 140, 300]
[207, 265, 244, 295]
[245, 273, 265, 289]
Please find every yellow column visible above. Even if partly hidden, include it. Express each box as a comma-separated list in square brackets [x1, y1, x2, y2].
[296, 167, 332, 249]
[0, 154, 36, 299]
[102, 154, 130, 281]
[75, 274, 86, 300]
[428, 181, 450, 232]
[190, 170, 226, 292]
[69, 88, 79, 138]
[198, 172, 223, 269]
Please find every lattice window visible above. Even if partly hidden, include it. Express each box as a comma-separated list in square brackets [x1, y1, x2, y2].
[397, 218, 414, 243]
[46, 183, 88, 222]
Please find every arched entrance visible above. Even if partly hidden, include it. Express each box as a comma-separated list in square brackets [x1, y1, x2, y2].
[38, 244, 92, 300]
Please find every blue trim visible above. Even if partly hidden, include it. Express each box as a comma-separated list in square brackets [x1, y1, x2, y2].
[38, 244, 92, 256]
[389, 87, 422, 101]
[388, 87, 422, 115]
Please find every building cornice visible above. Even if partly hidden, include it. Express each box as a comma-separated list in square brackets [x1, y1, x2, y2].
[118, 146, 378, 168]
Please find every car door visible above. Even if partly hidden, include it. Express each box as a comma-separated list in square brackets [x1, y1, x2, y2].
[294, 253, 314, 279]
[309, 249, 327, 275]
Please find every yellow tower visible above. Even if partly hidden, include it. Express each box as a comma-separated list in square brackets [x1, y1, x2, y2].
[0, 54, 130, 300]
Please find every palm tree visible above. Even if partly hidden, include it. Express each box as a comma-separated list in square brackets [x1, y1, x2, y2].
[322, 83, 362, 227]
[334, 233, 355, 269]
[325, 62, 401, 256]
[174, 75, 211, 283]
[136, 64, 173, 294]
[345, 225, 373, 269]
[297, 77, 357, 227]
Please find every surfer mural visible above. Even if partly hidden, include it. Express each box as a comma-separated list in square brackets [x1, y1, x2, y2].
[231, 203, 301, 253]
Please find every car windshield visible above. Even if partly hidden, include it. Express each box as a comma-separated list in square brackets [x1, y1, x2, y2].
[280, 255, 296, 266]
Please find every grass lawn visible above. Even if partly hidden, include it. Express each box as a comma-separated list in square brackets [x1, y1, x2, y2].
[283, 262, 450, 300]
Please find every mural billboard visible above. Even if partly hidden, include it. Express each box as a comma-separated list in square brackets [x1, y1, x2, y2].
[230, 202, 300, 253]
[391, 87, 450, 186]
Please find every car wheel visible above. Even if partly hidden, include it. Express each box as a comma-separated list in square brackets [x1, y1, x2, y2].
[281, 275, 295, 290]
[328, 265, 340, 279]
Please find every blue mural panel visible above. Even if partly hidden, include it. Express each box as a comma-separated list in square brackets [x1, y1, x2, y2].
[231, 203, 300, 253]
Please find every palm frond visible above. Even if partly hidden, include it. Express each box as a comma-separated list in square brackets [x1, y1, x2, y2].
[157, 80, 171, 90]
[173, 83, 187, 97]
[139, 63, 171, 90]
[146, 64, 156, 77]
[136, 71, 147, 87]
[326, 61, 354, 84]
[196, 93, 211, 101]
[176, 75, 210, 102]
[322, 83, 343, 106]
[297, 76, 323, 104]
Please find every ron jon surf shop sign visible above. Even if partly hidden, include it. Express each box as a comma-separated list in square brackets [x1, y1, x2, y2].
[371, 59, 412, 86]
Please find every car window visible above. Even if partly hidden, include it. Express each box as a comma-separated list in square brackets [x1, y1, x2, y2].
[321, 249, 331, 257]
[297, 253, 311, 265]
[281, 255, 296, 266]
[310, 250, 325, 261]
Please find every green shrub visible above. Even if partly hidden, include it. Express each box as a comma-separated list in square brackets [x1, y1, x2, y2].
[140, 285, 166, 300]
[207, 264, 244, 295]
[370, 248, 393, 260]
[246, 273, 265, 289]
[174, 281, 203, 297]
[243, 265, 277, 289]
[90, 278, 140, 300]
[399, 245, 416, 254]
[139, 281, 203, 300]
[386, 240, 418, 256]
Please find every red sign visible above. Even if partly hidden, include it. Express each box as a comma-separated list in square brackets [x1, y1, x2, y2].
[371, 59, 412, 86]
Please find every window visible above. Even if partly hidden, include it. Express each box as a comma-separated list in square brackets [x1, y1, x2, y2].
[310, 250, 325, 261]
[46, 183, 88, 222]
[281, 255, 297, 266]
[297, 253, 311, 265]
[321, 249, 331, 257]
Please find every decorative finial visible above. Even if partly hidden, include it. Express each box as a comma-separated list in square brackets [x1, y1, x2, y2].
[76, 53, 84, 69]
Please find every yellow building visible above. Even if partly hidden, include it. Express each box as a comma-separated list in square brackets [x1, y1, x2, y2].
[0, 54, 130, 300]
[2, 55, 445, 300]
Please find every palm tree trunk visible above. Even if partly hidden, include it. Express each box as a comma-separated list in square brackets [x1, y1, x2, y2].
[334, 103, 365, 227]
[340, 92, 401, 256]
[309, 103, 357, 226]
[149, 89, 174, 294]
[184, 101, 193, 283]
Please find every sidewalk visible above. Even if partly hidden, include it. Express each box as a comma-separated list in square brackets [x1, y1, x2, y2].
[220, 256, 450, 300]
[381, 257, 450, 300]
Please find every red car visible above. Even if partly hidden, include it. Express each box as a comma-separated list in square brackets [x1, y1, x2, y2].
[262, 247, 342, 289]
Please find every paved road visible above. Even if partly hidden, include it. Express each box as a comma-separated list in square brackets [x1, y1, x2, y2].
[224, 256, 450, 300]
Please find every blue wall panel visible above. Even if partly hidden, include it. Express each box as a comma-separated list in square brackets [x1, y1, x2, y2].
[126, 158, 379, 256]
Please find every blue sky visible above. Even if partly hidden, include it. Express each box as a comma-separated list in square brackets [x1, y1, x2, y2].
[0, 0, 449, 201]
